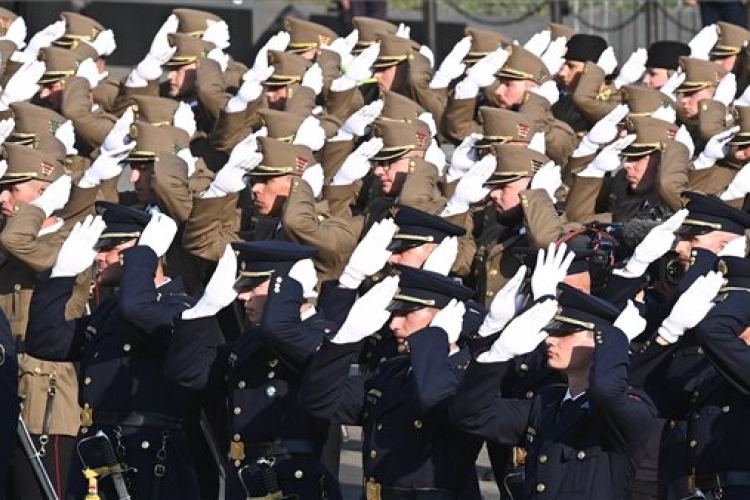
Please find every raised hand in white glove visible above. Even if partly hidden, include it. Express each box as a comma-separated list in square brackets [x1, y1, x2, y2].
[455, 47, 508, 99]
[651, 105, 677, 124]
[477, 298, 557, 363]
[207, 47, 229, 72]
[54, 120, 78, 156]
[477, 265, 527, 337]
[174, 102, 197, 137]
[203, 138, 262, 197]
[430, 36, 471, 89]
[613, 209, 688, 278]
[331, 137, 383, 186]
[0, 60, 45, 111]
[396, 23, 411, 39]
[713, 73, 737, 106]
[541, 37, 567, 75]
[32, 175, 72, 217]
[660, 70, 685, 99]
[417, 112, 437, 137]
[227, 66, 274, 112]
[130, 17, 178, 84]
[529, 80, 560, 105]
[528, 132, 546, 155]
[596, 47, 618, 75]
[289, 258, 319, 299]
[76, 58, 107, 88]
[338, 218, 398, 289]
[674, 124, 695, 157]
[718, 235, 747, 257]
[177, 148, 198, 178]
[530, 161, 562, 201]
[332, 43, 379, 92]
[578, 134, 635, 178]
[419, 45, 435, 68]
[425, 142, 447, 175]
[721, 161, 750, 200]
[0, 118, 14, 144]
[574, 104, 630, 157]
[79, 142, 134, 188]
[248, 31, 289, 81]
[321, 29, 358, 67]
[338, 99, 384, 139]
[614, 300, 647, 341]
[18, 20, 65, 59]
[693, 126, 739, 170]
[689, 24, 719, 60]
[422, 236, 458, 276]
[51, 215, 106, 278]
[87, 29, 117, 57]
[332, 275, 400, 344]
[441, 153, 495, 216]
[138, 212, 178, 258]
[202, 20, 230, 50]
[182, 244, 238, 319]
[658, 271, 724, 343]
[524, 29, 551, 56]
[531, 242, 575, 300]
[446, 133, 481, 183]
[101, 108, 135, 154]
[301, 163, 324, 198]
[431, 299, 466, 344]
[1, 16, 27, 49]
[294, 116, 326, 151]
[614, 48, 647, 88]
[301, 63, 323, 95]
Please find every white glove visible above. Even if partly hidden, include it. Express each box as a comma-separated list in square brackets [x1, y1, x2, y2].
[477, 299, 557, 363]
[430, 36, 471, 89]
[332, 43, 379, 92]
[425, 142, 446, 175]
[182, 244, 238, 319]
[76, 58, 107, 88]
[693, 126, 739, 170]
[226, 66, 274, 112]
[177, 148, 197, 178]
[396, 23, 411, 39]
[575, 104, 630, 157]
[718, 235, 747, 257]
[541, 37, 567, 75]
[331, 137, 383, 186]
[247, 31, 290, 81]
[614, 48, 647, 88]
[0, 118, 15, 144]
[174, 102, 197, 137]
[1, 16, 27, 49]
[0, 160, 6, 178]
[524, 29, 551, 56]
[31, 175, 72, 217]
[419, 45, 435, 68]
[675, 125, 695, 157]
[477, 265, 527, 337]
[301, 63, 323, 95]
[531, 242, 575, 300]
[0, 60, 45, 111]
[51, 215, 106, 278]
[446, 133, 480, 183]
[79, 142, 134, 188]
[660, 70, 685, 99]
[721, 161, 750, 200]
[203, 137, 262, 197]
[321, 29, 358, 67]
[301, 163, 324, 198]
[529, 80, 560, 105]
[651, 105, 677, 124]
[530, 161, 562, 201]
[17, 20, 64, 60]
[332, 276, 400, 344]
[417, 112, 437, 137]
[689, 24, 719, 60]
[734, 84, 750, 106]
[54, 120, 78, 156]
[207, 47, 229, 72]
[614, 300, 647, 341]
[613, 209, 688, 278]
[578, 134, 635, 178]
[528, 132, 546, 155]
[658, 271, 724, 343]
[101, 108, 135, 154]
[294, 116, 325, 151]
[430, 299, 466, 345]
[288, 258, 318, 299]
[441, 154, 495, 216]
[455, 47, 508, 99]
[87, 29, 117, 57]
[202, 20, 230, 50]
[713, 73, 737, 106]
[130, 16, 178, 84]
[339, 99, 384, 139]
[422, 236, 458, 275]
[138, 212, 177, 258]
[338, 219, 398, 289]
[596, 47, 618, 75]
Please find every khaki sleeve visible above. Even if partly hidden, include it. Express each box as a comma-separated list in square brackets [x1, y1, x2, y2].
[407, 53, 445, 124]
[182, 194, 241, 262]
[321, 139, 355, 185]
[92, 77, 121, 114]
[697, 99, 730, 144]
[195, 57, 230, 123]
[210, 102, 263, 152]
[440, 93, 481, 145]
[285, 85, 317, 116]
[0, 203, 60, 272]
[571, 62, 620, 124]
[325, 86, 358, 123]
[152, 154, 192, 225]
[521, 189, 567, 248]
[111, 78, 160, 113]
[657, 141, 690, 211]
[397, 158, 447, 214]
[60, 76, 117, 150]
[322, 182, 360, 218]
[565, 174, 612, 224]
[563, 152, 596, 186]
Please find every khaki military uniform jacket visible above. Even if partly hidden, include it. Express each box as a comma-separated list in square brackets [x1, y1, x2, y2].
[92, 76, 122, 115]
[518, 92, 578, 168]
[60, 76, 117, 154]
[571, 62, 620, 125]
[689, 160, 744, 209]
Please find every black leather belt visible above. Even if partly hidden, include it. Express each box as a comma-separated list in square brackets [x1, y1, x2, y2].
[243, 439, 319, 459]
[92, 410, 182, 429]
[692, 471, 750, 492]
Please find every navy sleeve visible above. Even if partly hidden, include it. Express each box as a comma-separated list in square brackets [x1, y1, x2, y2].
[407, 327, 461, 414]
[317, 280, 359, 326]
[164, 316, 225, 391]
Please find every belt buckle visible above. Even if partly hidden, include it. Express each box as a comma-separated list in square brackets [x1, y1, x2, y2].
[231, 441, 246, 461]
[365, 478, 381, 500]
[81, 405, 93, 427]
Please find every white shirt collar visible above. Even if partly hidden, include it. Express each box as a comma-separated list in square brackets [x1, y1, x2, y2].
[563, 389, 586, 403]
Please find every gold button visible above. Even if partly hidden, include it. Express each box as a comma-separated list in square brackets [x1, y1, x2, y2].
[123, 344, 131, 352]
[233, 407, 242, 415]
[34, 367, 41, 374]
[489, 269, 498, 276]
[84, 377, 91, 385]
[269, 359, 279, 367]
[576, 451, 586, 460]
[536, 483, 546, 492]
[413, 420, 423, 429]
[370, 450, 377, 458]
[539, 454, 548, 463]
[486, 291, 495, 297]
[237, 381, 246, 389]
[141, 441, 150, 449]
[689, 440, 697, 448]
[233, 434, 241, 441]
[294, 470, 303, 479]
[267, 371, 275, 379]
